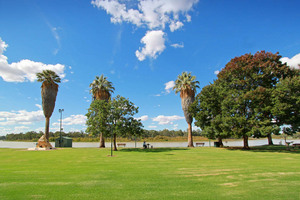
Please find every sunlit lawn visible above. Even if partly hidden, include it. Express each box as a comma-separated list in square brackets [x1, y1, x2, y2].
[0, 146, 299, 200]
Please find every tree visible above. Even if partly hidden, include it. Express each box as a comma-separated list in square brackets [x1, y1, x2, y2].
[85, 95, 142, 151]
[272, 73, 300, 134]
[89, 74, 115, 147]
[190, 81, 230, 147]
[36, 70, 61, 141]
[173, 72, 199, 147]
[217, 51, 293, 148]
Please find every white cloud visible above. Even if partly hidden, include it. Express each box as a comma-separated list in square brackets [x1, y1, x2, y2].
[164, 80, 175, 94]
[169, 21, 184, 32]
[280, 53, 300, 70]
[214, 70, 220, 75]
[136, 30, 166, 61]
[92, 0, 198, 30]
[0, 38, 66, 82]
[135, 115, 149, 121]
[152, 115, 184, 125]
[171, 43, 184, 48]
[52, 114, 87, 126]
[0, 104, 44, 126]
[92, 0, 199, 61]
[148, 125, 157, 129]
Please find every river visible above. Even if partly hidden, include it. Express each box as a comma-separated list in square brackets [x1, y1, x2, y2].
[1, 139, 299, 148]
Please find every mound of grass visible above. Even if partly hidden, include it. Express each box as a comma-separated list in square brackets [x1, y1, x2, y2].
[0, 147, 299, 199]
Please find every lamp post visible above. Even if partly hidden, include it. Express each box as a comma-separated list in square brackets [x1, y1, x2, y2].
[110, 106, 114, 157]
[59, 109, 64, 147]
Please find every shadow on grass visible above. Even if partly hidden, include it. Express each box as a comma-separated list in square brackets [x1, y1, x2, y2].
[119, 147, 189, 153]
[224, 145, 300, 154]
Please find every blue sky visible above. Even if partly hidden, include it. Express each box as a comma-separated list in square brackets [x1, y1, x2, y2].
[0, 0, 300, 136]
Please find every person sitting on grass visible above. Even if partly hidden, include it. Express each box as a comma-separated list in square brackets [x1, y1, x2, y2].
[143, 141, 147, 149]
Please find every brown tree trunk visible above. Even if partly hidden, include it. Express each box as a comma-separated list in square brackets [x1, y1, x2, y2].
[99, 133, 105, 148]
[113, 133, 117, 151]
[243, 135, 249, 149]
[218, 137, 224, 147]
[267, 133, 273, 145]
[187, 123, 194, 147]
[45, 117, 50, 141]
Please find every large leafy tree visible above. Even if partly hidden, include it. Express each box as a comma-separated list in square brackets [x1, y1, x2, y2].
[89, 74, 115, 147]
[173, 72, 199, 147]
[190, 81, 230, 147]
[36, 70, 61, 141]
[86, 95, 142, 151]
[218, 51, 293, 148]
[272, 73, 300, 134]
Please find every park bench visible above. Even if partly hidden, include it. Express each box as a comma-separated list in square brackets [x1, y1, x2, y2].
[292, 143, 300, 148]
[117, 143, 126, 147]
[196, 142, 205, 147]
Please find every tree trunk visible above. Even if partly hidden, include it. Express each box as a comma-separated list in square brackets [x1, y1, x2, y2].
[243, 135, 249, 149]
[99, 133, 105, 148]
[267, 133, 273, 145]
[187, 123, 194, 147]
[218, 137, 224, 147]
[113, 133, 117, 151]
[45, 117, 50, 141]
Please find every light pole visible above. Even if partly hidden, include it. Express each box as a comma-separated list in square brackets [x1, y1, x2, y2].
[110, 106, 114, 157]
[59, 109, 64, 147]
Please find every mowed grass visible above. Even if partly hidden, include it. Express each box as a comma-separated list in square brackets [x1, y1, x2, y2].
[0, 146, 299, 200]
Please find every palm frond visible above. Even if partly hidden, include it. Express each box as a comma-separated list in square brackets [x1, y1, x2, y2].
[36, 70, 61, 84]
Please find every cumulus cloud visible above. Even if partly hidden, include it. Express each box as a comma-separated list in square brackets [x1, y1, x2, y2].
[0, 38, 66, 82]
[52, 115, 87, 126]
[92, 0, 199, 61]
[164, 80, 175, 94]
[280, 53, 300, 70]
[214, 70, 220, 75]
[136, 30, 166, 61]
[135, 115, 149, 121]
[169, 21, 184, 32]
[152, 115, 184, 125]
[0, 104, 44, 126]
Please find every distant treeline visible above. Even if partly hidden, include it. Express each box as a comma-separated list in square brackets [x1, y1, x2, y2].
[1, 129, 203, 142]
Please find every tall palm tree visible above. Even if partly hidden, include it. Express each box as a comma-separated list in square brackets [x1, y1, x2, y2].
[36, 70, 61, 142]
[89, 74, 115, 148]
[173, 72, 199, 147]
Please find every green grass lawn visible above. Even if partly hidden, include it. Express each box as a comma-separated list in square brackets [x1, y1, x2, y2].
[0, 146, 299, 200]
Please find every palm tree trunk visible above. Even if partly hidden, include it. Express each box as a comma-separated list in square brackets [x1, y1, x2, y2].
[243, 135, 249, 149]
[187, 123, 194, 147]
[45, 117, 50, 141]
[267, 133, 273, 145]
[113, 133, 117, 151]
[99, 133, 105, 148]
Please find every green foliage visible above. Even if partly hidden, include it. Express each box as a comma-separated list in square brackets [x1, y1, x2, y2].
[36, 69, 61, 83]
[173, 71, 200, 94]
[86, 99, 111, 137]
[272, 73, 300, 134]
[85, 95, 143, 139]
[191, 51, 297, 148]
[191, 81, 230, 141]
[89, 74, 115, 98]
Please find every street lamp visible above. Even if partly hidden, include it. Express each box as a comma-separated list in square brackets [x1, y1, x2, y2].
[110, 106, 115, 157]
[59, 109, 64, 147]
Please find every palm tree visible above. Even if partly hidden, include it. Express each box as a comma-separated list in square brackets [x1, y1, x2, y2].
[89, 74, 115, 148]
[36, 70, 61, 142]
[173, 72, 199, 147]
